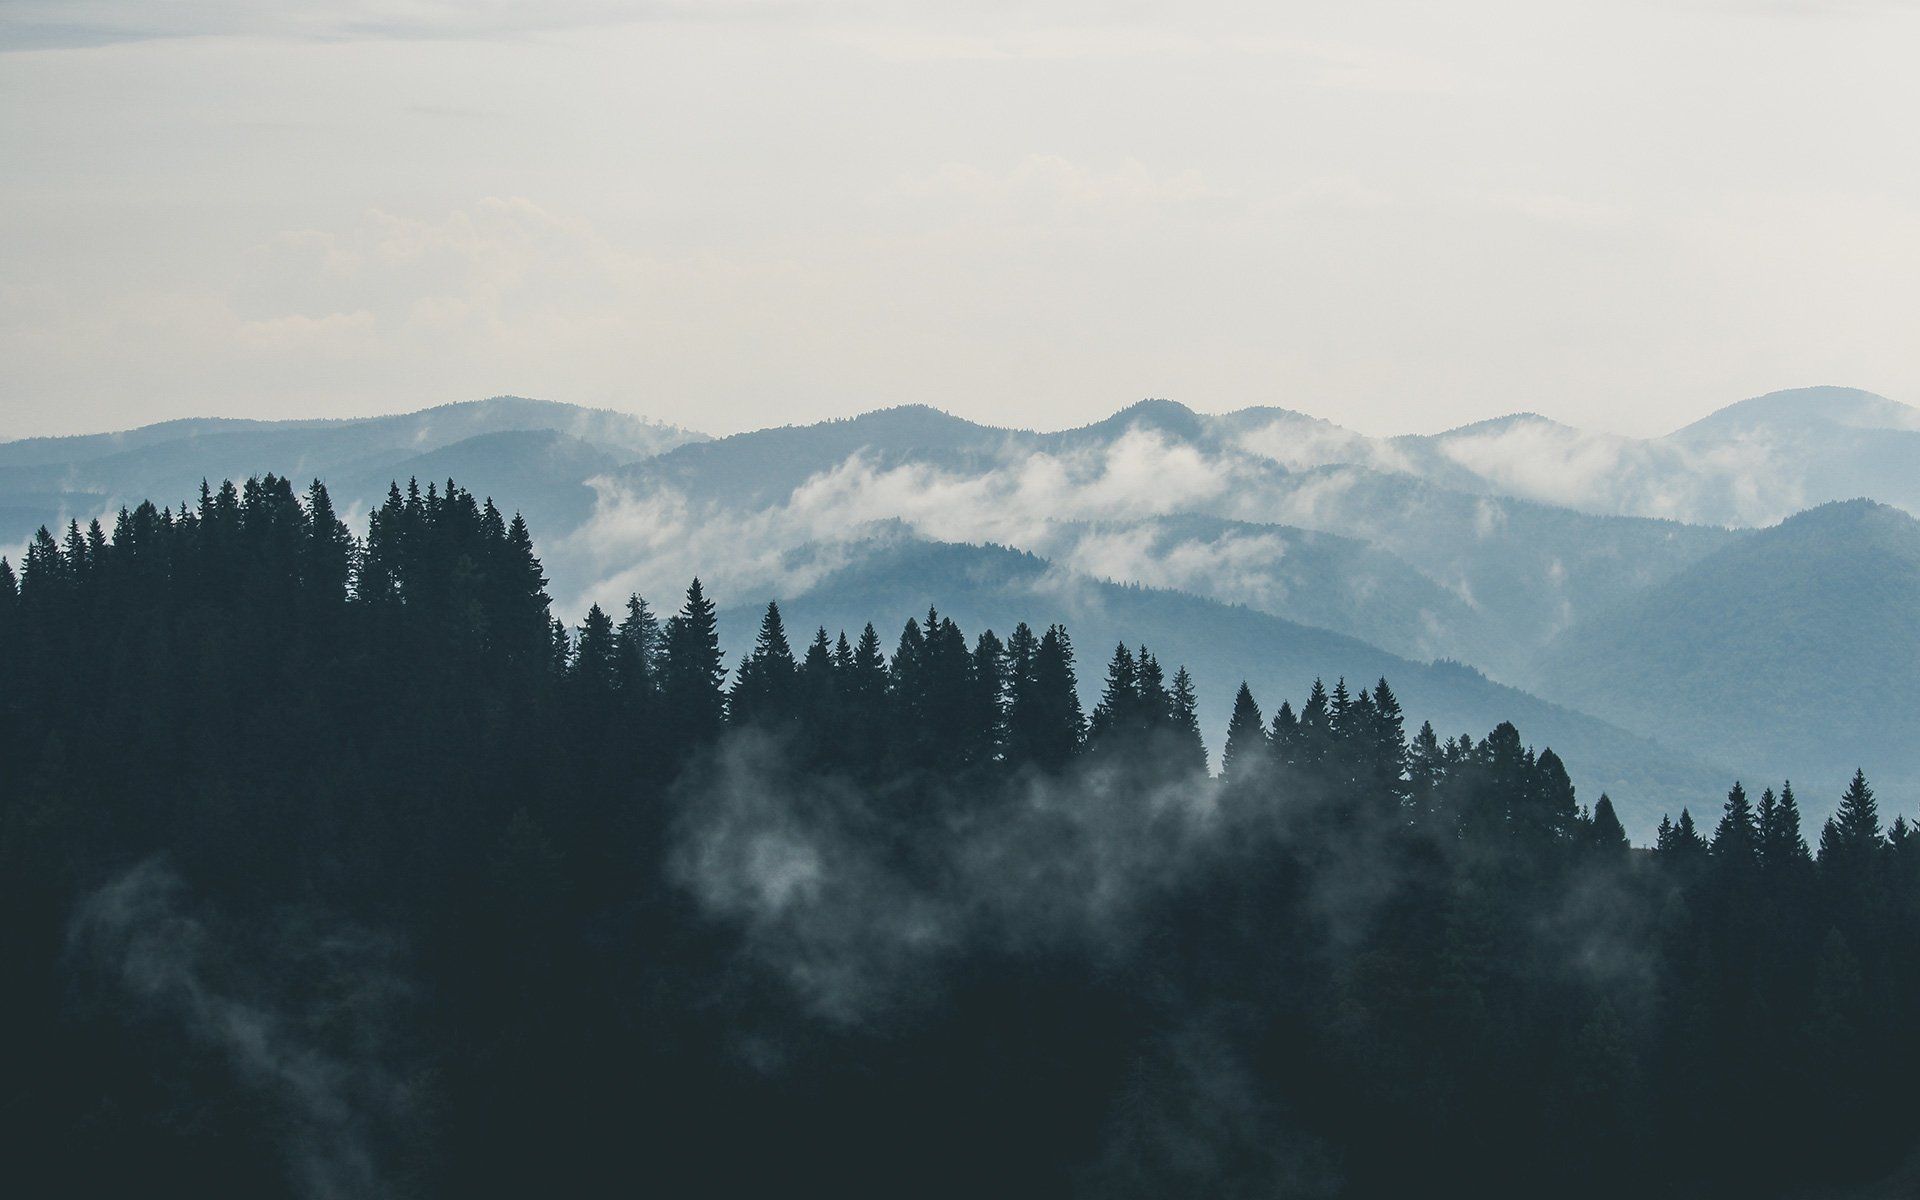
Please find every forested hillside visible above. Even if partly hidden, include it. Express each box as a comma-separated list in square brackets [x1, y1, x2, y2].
[1535, 500, 1920, 798]
[3, 477, 1919, 1198]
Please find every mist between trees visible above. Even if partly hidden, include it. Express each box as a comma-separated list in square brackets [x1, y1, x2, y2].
[3, 474, 1918, 1197]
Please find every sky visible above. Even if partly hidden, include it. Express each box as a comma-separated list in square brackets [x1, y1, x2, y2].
[2, 0, 1917, 441]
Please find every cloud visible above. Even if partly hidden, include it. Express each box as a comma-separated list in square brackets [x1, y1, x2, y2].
[556, 427, 1249, 612]
[68, 861, 417, 1199]
[670, 727, 1222, 1023]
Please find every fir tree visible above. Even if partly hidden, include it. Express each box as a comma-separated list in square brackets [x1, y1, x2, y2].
[1222, 683, 1267, 783]
[1758, 783, 1811, 873]
[661, 578, 727, 745]
[1820, 770, 1883, 866]
[1711, 782, 1759, 870]
[729, 601, 799, 728]
[1588, 795, 1629, 854]
[615, 595, 662, 696]
[1168, 667, 1207, 777]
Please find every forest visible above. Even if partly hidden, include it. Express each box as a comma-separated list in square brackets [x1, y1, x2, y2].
[3, 474, 1919, 1198]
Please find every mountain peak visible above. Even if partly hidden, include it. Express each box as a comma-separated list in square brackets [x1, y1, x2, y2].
[1070, 397, 1205, 441]
[1671, 386, 1918, 440]
[1771, 497, 1915, 536]
[1432, 411, 1570, 438]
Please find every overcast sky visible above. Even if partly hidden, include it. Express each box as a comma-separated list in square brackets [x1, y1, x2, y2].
[2, 0, 1916, 440]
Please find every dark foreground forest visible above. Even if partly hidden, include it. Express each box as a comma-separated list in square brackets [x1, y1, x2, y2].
[4, 476, 1920, 1199]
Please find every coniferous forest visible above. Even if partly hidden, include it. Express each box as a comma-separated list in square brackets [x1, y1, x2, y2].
[7, 475, 1920, 1199]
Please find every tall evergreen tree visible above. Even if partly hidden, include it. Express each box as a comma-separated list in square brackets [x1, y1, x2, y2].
[1007, 624, 1082, 771]
[1168, 667, 1207, 777]
[661, 578, 727, 745]
[1758, 783, 1812, 874]
[1588, 795, 1630, 854]
[729, 601, 799, 729]
[301, 479, 355, 604]
[1222, 683, 1267, 783]
[1820, 770, 1883, 867]
[615, 595, 662, 696]
[968, 630, 1008, 767]
[1087, 643, 1141, 747]
[1712, 782, 1760, 870]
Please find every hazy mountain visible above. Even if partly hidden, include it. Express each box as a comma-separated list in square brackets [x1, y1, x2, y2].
[8, 386, 1910, 831]
[1018, 512, 1505, 669]
[598, 399, 1733, 680]
[0, 396, 705, 550]
[1223, 385, 1920, 527]
[1532, 499, 1920, 815]
[722, 536, 1734, 838]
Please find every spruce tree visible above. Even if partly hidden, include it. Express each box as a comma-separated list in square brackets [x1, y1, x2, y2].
[1087, 643, 1140, 747]
[1821, 770, 1883, 866]
[1407, 720, 1443, 823]
[1008, 624, 1082, 771]
[661, 578, 727, 746]
[1758, 783, 1811, 873]
[301, 479, 355, 604]
[1168, 667, 1207, 777]
[1518, 748, 1579, 848]
[1136, 648, 1170, 728]
[969, 630, 1008, 766]
[1269, 701, 1300, 773]
[615, 595, 661, 696]
[729, 601, 799, 728]
[572, 604, 620, 696]
[1222, 683, 1267, 783]
[1588, 795, 1629, 854]
[1711, 782, 1760, 869]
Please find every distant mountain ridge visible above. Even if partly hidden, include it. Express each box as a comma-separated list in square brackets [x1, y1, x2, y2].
[1532, 498, 1920, 803]
[6, 385, 1915, 831]
[0, 395, 706, 542]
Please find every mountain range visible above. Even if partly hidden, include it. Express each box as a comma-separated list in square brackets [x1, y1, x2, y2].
[9, 384, 1920, 837]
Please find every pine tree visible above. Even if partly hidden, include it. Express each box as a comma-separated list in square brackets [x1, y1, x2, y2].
[1588, 795, 1629, 854]
[918, 612, 977, 769]
[1367, 679, 1408, 807]
[1008, 624, 1082, 770]
[1516, 747, 1579, 848]
[1407, 720, 1443, 823]
[729, 601, 799, 729]
[1136, 648, 1170, 728]
[1820, 770, 1883, 866]
[1087, 643, 1141, 747]
[302, 479, 355, 604]
[615, 595, 661, 696]
[1758, 783, 1811, 874]
[1168, 666, 1207, 777]
[498, 513, 553, 668]
[1222, 683, 1267, 783]
[839, 622, 891, 774]
[1711, 782, 1759, 870]
[1669, 808, 1708, 858]
[661, 578, 727, 746]
[969, 630, 1008, 766]
[572, 604, 620, 696]
[1269, 701, 1300, 773]
[1297, 678, 1332, 771]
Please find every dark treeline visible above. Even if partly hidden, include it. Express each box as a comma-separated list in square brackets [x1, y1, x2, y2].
[3, 476, 1920, 1198]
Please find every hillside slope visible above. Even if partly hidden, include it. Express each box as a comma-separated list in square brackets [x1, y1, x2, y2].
[1532, 499, 1920, 813]
[719, 537, 1736, 838]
